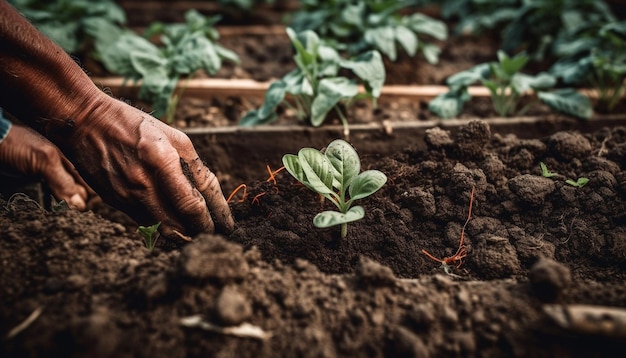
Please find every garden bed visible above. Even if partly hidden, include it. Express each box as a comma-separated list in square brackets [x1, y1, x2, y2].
[2, 120, 626, 357]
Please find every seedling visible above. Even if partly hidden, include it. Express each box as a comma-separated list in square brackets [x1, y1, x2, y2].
[240, 27, 385, 137]
[566, 177, 590, 188]
[540, 162, 558, 178]
[282, 139, 387, 239]
[429, 50, 593, 120]
[422, 186, 475, 277]
[136, 222, 161, 251]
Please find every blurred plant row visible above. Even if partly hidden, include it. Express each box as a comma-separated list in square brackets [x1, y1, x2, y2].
[9, 0, 626, 124]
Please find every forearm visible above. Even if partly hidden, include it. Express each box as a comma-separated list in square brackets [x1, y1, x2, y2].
[0, 1, 107, 142]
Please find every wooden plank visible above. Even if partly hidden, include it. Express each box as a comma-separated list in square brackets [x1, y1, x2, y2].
[90, 77, 491, 101]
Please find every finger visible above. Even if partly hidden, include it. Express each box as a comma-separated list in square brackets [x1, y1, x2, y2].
[42, 154, 88, 210]
[184, 156, 235, 234]
[136, 148, 215, 237]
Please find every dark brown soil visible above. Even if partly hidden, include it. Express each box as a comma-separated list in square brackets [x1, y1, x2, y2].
[2, 120, 626, 357]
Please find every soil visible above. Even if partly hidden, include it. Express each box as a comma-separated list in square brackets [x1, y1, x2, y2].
[2, 120, 626, 357]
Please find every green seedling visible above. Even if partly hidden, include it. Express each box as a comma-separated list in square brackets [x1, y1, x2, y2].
[566, 177, 590, 188]
[282, 139, 387, 239]
[240, 27, 385, 137]
[136, 222, 161, 251]
[429, 50, 593, 120]
[540, 162, 558, 178]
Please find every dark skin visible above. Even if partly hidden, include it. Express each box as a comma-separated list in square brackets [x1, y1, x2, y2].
[0, 1, 234, 238]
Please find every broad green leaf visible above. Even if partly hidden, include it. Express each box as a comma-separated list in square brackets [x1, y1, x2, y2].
[395, 25, 418, 57]
[298, 148, 335, 195]
[340, 50, 385, 97]
[498, 50, 528, 76]
[365, 26, 396, 61]
[341, 3, 364, 28]
[405, 13, 448, 41]
[325, 139, 361, 189]
[282, 154, 308, 184]
[311, 78, 358, 126]
[287, 27, 318, 67]
[100, 33, 159, 76]
[511, 72, 556, 94]
[130, 51, 167, 77]
[447, 63, 490, 89]
[349, 170, 387, 200]
[428, 90, 470, 119]
[214, 44, 241, 64]
[259, 81, 287, 118]
[239, 109, 278, 126]
[313, 206, 365, 228]
[538, 89, 593, 120]
[421, 43, 442, 65]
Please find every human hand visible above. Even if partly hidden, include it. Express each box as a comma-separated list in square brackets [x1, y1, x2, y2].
[63, 96, 235, 239]
[0, 124, 89, 210]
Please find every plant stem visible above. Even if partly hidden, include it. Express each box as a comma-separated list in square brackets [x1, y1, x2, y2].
[341, 222, 347, 239]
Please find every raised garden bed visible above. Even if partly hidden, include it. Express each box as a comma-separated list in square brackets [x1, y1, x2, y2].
[2, 120, 626, 357]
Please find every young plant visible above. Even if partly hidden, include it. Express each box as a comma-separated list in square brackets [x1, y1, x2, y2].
[550, 21, 626, 113]
[92, 9, 240, 122]
[136, 222, 161, 251]
[429, 50, 593, 120]
[540, 162, 558, 178]
[282, 139, 387, 239]
[240, 27, 385, 136]
[566, 177, 589, 188]
[289, 0, 447, 63]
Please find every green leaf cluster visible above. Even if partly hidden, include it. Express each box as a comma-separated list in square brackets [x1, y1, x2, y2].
[550, 21, 626, 112]
[439, 0, 615, 62]
[282, 139, 387, 239]
[288, 0, 447, 62]
[92, 10, 240, 122]
[8, 0, 126, 54]
[429, 51, 593, 120]
[240, 28, 385, 132]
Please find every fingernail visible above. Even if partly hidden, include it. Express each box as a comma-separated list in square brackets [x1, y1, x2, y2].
[69, 193, 86, 211]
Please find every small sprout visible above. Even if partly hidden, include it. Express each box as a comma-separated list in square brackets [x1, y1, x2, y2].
[136, 222, 161, 251]
[540, 162, 558, 178]
[50, 199, 69, 213]
[282, 139, 387, 239]
[566, 178, 589, 188]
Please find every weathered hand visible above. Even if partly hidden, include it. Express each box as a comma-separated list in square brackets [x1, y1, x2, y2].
[0, 125, 89, 210]
[64, 96, 235, 239]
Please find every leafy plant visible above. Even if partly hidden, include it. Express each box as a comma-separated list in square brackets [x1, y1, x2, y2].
[282, 139, 387, 239]
[8, 0, 126, 55]
[550, 21, 626, 113]
[90, 10, 240, 122]
[136, 222, 161, 251]
[288, 0, 447, 62]
[429, 50, 593, 120]
[240, 28, 385, 135]
[565, 177, 589, 188]
[540, 162, 558, 178]
[438, 0, 615, 62]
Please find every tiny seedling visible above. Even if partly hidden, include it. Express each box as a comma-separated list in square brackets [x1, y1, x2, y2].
[282, 139, 387, 239]
[566, 177, 590, 188]
[540, 162, 558, 178]
[136, 222, 161, 251]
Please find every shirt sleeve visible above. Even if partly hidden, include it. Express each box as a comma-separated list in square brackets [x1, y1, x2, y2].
[0, 109, 12, 144]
